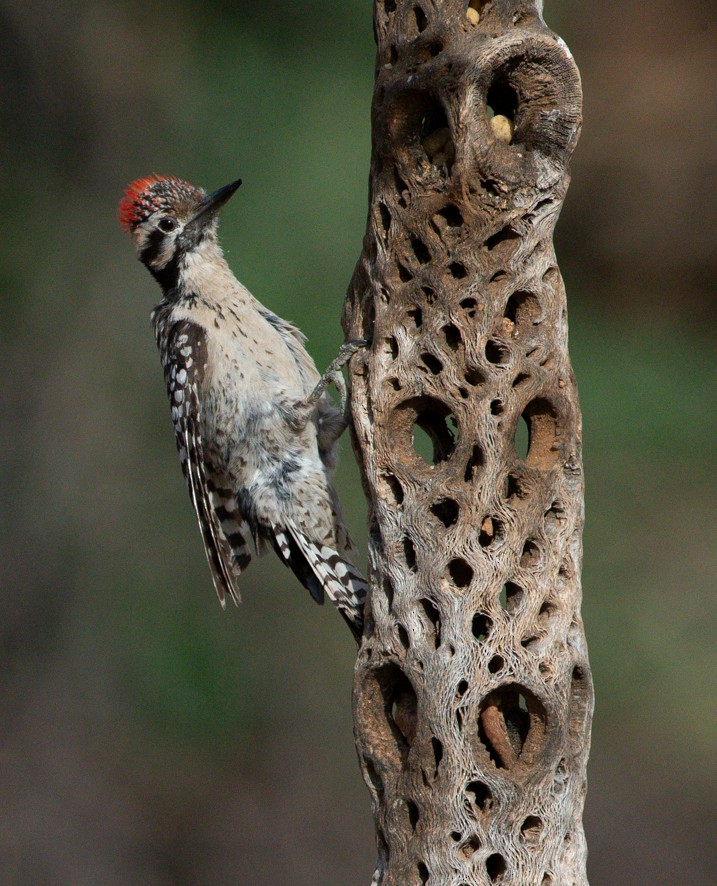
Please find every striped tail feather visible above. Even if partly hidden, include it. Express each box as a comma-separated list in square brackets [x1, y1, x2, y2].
[272, 520, 367, 641]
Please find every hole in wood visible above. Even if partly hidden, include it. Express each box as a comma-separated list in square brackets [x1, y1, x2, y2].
[378, 202, 391, 235]
[521, 815, 543, 844]
[384, 0, 396, 12]
[447, 558, 474, 589]
[485, 339, 511, 364]
[460, 835, 481, 859]
[488, 654, 504, 674]
[459, 297, 477, 318]
[383, 576, 394, 610]
[478, 684, 546, 770]
[485, 225, 520, 252]
[466, 780, 493, 812]
[419, 597, 441, 647]
[544, 500, 566, 535]
[397, 262, 413, 282]
[410, 235, 431, 264]
[486, 852, 507, 881]
[403, 536, 417, 571]
[430, 498, 459, 527]
[407, 799, 420, 830]
[505, 290, 541, 329]
[451, 262, 468, 279]
[441, 323, 462, 350]
[512, 371, 530, 388]
[384, 336, 399, 359]
[464, 444, 484, 482]
[420, 352, 443, 375]
[487, 75, 518, 122]
[498, 581, 523, 612]
[520, 540, 540, 568]
[390, 396, 459, 467]
[431, 736, 443, 777]
[383, 472, 404, 505]
[412, 5, 428, 33]
[358, 664, 417, 767]
[407, 305, 423, 327]
[435, 205, 464, 228]
[397, 623, 410, 649]
[465, 367, 484, 386]
[519, 398, 560, 469]
[472, 613, 492, 641]
[478, 516, 504, 548]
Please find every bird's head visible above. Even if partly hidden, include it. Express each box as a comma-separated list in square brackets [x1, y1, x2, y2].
[119, 174, 241, 281]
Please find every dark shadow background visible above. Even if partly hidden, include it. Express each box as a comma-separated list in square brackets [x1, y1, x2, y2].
[1, 1, 715, 883]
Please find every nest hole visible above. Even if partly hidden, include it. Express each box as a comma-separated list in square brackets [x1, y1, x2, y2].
[358, 664, 417, 767]
[487, 74, 518, 122]
[505, 290, 541, 328]
[485, 225, 520, 253]
[435, 205, 464, 229]
[488, 654, 504, 674]
[485, 339, 511, 365]
[407, 799, 420, 830]
[517, 398, 560, 470]
[430, 497, 459, 527]
[410, 235, 431, 264]
[384, 336, 399, 359]
[412, 5, 428, 33]
[397, 262, 413, 282]
[465, 368, 485, 386]
[396, 623, 410, 649]
[460, 835, 481, 859]
[521, 815, 543, 844]
[544, 500, 566, 535]
[451, 262, 469, 280]
[407, 305, 423, 327]
[479, 516, 504, 548]
[466, 780, 493, 812]
[383, 472, 404, 505]
[478, 684, 546, 770]
[486, 853, 507, 882]
[403, 536, 417, 571]
[472, 613, 492, 641]
[499, 581, 523, 612]
[431, 736, 443, 777]
[442, 323, 462, 350]
[446, 558, 474, 589]
[390, 396, 459, 467]
[459, 296, 477, 317]
[419, 598, 441, 647]
[464, 444, 484, 483]
[520, 540, 540, 568]
[378, 202, 391, 235]
[420, 352, 443, 375]
[383, 576, 395, 610]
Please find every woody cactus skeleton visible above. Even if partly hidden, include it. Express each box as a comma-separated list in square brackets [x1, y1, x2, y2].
[343, 1, 593, 883]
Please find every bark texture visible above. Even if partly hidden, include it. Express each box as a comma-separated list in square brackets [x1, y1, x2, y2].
[343, 1, 592, 884]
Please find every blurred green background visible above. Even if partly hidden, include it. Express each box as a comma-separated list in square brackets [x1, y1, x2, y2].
[1, 1, 715, 883]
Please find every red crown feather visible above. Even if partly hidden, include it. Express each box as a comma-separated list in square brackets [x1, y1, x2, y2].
[118, 173, 171, 232]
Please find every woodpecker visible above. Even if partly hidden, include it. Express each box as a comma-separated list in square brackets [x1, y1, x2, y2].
[119, 174, 366, 639]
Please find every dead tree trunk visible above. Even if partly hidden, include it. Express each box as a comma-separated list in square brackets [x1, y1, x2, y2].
[342, 1, 592, 883]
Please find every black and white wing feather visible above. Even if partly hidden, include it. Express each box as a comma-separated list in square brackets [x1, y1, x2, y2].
[162, 319, 250, 606]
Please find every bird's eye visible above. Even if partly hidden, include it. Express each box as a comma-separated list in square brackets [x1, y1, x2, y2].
[159, 217, 177, 233]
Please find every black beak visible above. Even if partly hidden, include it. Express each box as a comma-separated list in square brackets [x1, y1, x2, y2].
[186, 178, 242, 231]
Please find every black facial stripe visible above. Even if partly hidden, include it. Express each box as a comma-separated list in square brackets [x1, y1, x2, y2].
[139, 227, 166, 265]
[140, 228, 181, 292]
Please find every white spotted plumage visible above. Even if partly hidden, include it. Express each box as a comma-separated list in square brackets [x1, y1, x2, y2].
[122, 174, 366, 639]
